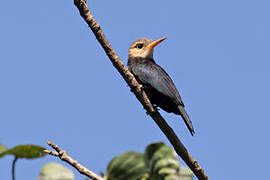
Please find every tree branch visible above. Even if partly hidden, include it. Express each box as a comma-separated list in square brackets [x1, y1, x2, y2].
[44, 141, 103, 180]
[73, 0, 209, 180]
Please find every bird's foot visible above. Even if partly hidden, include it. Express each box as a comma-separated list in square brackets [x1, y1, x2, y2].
[146, 105, 159, 115]
[129, 84, 143, 93]
[138, 84, 144, 92]
[153, 104, 159, 111]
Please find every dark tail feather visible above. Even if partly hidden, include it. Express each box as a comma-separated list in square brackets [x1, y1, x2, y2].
[178, 105, 195, 136]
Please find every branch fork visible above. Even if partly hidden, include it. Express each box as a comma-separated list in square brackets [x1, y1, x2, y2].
[45, 141, 103, 180]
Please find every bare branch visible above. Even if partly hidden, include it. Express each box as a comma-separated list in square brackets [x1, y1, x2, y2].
[73, 0, 209, 180]
[45, 141, 103, 180]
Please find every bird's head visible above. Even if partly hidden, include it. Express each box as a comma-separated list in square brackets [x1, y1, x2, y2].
[128, 37, 167, 59]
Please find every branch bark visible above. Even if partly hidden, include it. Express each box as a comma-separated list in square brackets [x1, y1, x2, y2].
[44, 141, 103, 180]
[73, 0, 209, 180]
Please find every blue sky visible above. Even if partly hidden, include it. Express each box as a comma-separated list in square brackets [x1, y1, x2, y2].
[1, 0, 269, 179]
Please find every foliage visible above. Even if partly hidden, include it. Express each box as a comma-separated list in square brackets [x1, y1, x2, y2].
[105, 142, 193, 180]
[1, 142, 193, 180]
[0, 143, 8, 154]
[0, 143, 47, 159]
[39, 162, 74, 180]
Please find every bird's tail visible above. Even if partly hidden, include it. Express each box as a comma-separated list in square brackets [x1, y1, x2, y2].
[178, 105, 195, 136]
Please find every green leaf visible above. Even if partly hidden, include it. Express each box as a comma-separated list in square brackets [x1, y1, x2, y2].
[106, 151, 148, 180]
[0, 144, 47, 159]
[39, 162, 74, 180]
[179, 166, 193, 180]
[0, 143, 8, 154]
[105, 142, 193, 180]
[144, 142, 181, 180]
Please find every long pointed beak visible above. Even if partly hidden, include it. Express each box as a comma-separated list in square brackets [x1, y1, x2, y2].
[146, 37, 167, 50]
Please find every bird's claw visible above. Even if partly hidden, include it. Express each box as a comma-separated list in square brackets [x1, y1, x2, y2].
[153, 104, 159, 111]
[146, 105, 159, 115]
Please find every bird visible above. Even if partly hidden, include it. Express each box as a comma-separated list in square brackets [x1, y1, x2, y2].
[127, 37, 195, 135]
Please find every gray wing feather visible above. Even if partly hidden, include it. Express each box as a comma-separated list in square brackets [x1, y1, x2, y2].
[131, 63, 184, 106]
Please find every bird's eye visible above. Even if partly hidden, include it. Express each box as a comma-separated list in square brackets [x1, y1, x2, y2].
[136, 43, 144, 49]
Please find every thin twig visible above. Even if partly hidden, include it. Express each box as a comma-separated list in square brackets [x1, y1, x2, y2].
[73, 0, 209, 180]
[12, 157, 18, 180]
[44, 141, 103, 180]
